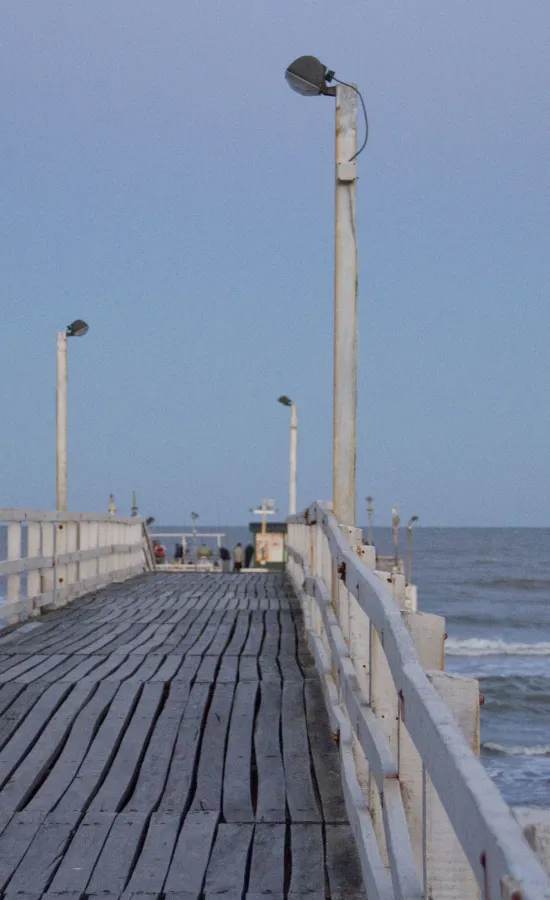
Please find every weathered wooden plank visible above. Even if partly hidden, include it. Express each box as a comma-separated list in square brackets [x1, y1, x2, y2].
[15, 654, 70, 683]
[0, 683, 70, 788]
[57, 654, 108, 681]
[164, 810, 218, 895]
[0, 682, 95, 811]
[27, 682, 119, 814]
[241, 612, 264, 656]
[206, 619, 235, 657]
[126, 813, 181, 892]
[124, 653, 165, 682]
[260, 611, 280, 659]
[281, 683, 320, 823]
[195, 654, 220, 683]
[259, 656, 281, 682]
[0, 654, 31, 675]
[150, 653, 185, 681]
[216, 655, 239, 683]
[325, 824, 366, 898]
[248, 824, 286, 895]
[159, 682, 211, 812]
[203, 824, 254, 895]
[56, 682, 141, 813]
[282, 683, 309, 755]
[188, 622, 223, 657]
[90, 682, 164, 812]
[48, 812, 116, 893]
[0, 682, 25, 716]
[239, 655, 259, 681]
[6, 813, 80, 894]
[254, 683, 286, 823]
[0, 812, 45, 891]
[277, 653, 303, 682]
[190, 683, 235, 813]
[223, 681, 257, 822]
[279, 611, 298, 657]
[104, 654, 146, 681]
[304, 680, 348, 823]
[38, 654, 92, 682]
[87, 812, 148, 894]
[223, 613, 250, 656]
[126, 682, 190, 811]
[171, 654, 202, 682]
[0, 655, 50, 682]
[63, 622, 135, 656]
[76, 652, 132, 682]
[289, 824, 325, 895]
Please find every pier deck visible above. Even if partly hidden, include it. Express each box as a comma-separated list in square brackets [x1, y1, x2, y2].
[0, 572, 365, 900]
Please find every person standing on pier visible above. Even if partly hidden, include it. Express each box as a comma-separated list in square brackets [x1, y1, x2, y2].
[219, 546, 231, 573]
[244, 543, 254, 569]
[233, 542, 243, 572]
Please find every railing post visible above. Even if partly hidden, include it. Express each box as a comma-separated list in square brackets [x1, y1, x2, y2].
[66, 520, 78, 596]
[41, 522, 55, 597]
[91, 521, 100, 578]
[27, 522, 41, 608]
[79, 521, 88, 583]
[425, 672, 480, 900]
[7, 523, 21, 610]
[399, 610, 446, 882]
[55, 521, 68, 606]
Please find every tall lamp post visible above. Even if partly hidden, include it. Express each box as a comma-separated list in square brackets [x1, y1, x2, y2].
[56, 319, 89, 511]
[285, 56, 367, 527]
[278, 396, 298, 516]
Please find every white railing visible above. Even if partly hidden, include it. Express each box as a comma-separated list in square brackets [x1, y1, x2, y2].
[286, 502, 550, 900]
[0, 509, 155, 625]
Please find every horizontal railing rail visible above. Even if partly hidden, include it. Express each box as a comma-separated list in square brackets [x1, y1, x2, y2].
[0, 508, 155, 625]
[286, 501, 550, 900]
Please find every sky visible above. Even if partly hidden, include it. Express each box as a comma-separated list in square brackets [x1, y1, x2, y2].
[0, 0, 548, 526]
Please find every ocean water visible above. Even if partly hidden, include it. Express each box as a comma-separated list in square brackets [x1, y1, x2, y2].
[1, 523, 549, 808]
[376, 526, 550, 810]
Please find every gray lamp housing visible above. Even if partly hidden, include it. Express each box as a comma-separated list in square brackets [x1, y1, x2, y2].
[285, 56, 335, 96]
[67, 319, 89, 337]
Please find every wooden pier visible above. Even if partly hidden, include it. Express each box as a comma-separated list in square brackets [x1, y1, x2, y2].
[1, 507, 549, 900]
[0, 572, 365, 900]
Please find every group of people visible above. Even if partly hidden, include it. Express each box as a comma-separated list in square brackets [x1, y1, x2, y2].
[219, 542, 254, 573]
[152, 539, 254, 572]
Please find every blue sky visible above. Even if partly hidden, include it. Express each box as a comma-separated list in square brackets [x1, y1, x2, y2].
[0, 0, 548, 525]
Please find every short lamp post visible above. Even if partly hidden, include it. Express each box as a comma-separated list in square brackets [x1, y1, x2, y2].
[285, 56, 365, 526]
[56, 319, 89, 511]
[278, 396, 298, 516]
[407, 515, 419, 583]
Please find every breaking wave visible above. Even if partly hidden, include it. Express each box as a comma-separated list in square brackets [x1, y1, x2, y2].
[445, 637, 550, 657]
[482, 742, 550, 758]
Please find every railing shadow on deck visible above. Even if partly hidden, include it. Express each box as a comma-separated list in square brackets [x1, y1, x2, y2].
[0, 509, 155, 625]
[286, 501, 550, 900]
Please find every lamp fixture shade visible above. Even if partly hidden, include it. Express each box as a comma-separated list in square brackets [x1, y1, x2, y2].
[67, 319, 89, 337]
[278, 395, 292, 407]
[285, 56, 332, 96]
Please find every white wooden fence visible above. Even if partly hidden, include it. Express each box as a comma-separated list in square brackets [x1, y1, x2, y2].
[286, 502, 550, 900]
[0, 509, 155, 624]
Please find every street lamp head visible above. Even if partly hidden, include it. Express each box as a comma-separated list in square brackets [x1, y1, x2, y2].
[278, 395, 292, 407]
[66, 319, 89, 337]
[285, 56, 335, 96]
